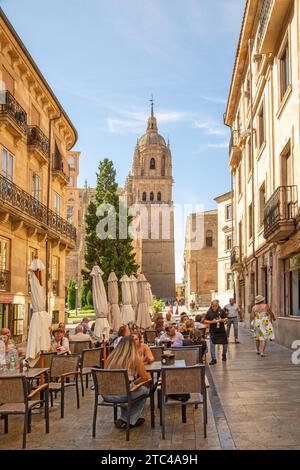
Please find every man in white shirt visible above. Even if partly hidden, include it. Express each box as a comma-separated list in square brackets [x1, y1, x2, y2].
[160, 326, 184, 347]
[224, 298, 241, 344]
[69, 325, 91, 342]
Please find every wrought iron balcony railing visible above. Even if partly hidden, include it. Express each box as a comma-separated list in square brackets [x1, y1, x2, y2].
[27, 125, 50, 158]
[258, 0, 272, 43]
[0, 90, 27, 134]
[231, 246, 241, 267]
[264, 185, 298, 239]
[0, 270, 10, 292]
[0, 174, 76, 242]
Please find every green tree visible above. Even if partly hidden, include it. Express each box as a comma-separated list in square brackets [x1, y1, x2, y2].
[84, 158, 139, 285]
[80, 279, 90, 308]
[68, 278, 76, 310]
[86, 290, 93, 308]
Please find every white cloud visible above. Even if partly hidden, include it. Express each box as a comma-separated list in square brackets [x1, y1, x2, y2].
[200, 95, 227, 105]
[194, 120, 227, 137]
[207, 142, 229, 149]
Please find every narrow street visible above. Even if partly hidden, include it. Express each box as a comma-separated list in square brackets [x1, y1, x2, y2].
[1, 326, 300, 450]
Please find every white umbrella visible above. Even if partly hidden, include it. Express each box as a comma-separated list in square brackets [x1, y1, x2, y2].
[130, 275, 138, 313]
[146, 282, 154, 317]
[90, 265, 110, 339]
[120, 275, 136, 325]
[26, 259, 52, 367]
[136, 274, 152, 329]
[108, 272, 121, 333]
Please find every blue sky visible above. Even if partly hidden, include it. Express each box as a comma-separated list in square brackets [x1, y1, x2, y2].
[1, 0, 245, 282]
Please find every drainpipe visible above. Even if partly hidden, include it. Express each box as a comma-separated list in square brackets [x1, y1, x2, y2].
[45, 113, 62, 311]
[248, 38, 259, 297]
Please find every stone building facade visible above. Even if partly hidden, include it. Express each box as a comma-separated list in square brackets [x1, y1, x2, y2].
[0, 8, 77, 339]
[213, 192, 234, 307]
[125, 104, 176, 300]
[184, 210, 218, 308]
[224, 0, 300, 347]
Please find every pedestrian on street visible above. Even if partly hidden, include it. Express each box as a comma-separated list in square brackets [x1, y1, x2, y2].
[251, 295, 276, 357]
[224, 298, 241, 344]
[204, 300, 228, 365]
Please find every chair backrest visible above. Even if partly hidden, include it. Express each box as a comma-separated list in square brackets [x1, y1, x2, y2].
[150, 346, 164, 361]
[161, 365, 205, 395]
[144, 330, 157, 344]
[91, 369, 130, 397]
[69, 341, 91, 355]
[171, 346, 202, 366]
[50, 354, 80, 379]
[35, 352, 57, 369]
[0, 376, 27, 404]
[81, 348, 102, 369]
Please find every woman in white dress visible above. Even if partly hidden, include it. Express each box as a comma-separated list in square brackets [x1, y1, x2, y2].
[251, 295, 276, 357]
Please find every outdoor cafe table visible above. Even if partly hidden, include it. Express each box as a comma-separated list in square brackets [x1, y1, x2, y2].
[0, 368, 49, 387]
[146, 360, 186, 428]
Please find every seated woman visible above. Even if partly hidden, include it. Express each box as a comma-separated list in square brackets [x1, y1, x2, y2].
[133, 333, 154, 364]
[185, 329, 207, 359]
[58, 323, 69, 339]
[104, 336, 151, 429]
[51, 328, 70, 354]
[112, 325, 131, 349]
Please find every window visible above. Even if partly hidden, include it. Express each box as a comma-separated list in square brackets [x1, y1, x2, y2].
[54, 192, 61, 215]
[226, 273, 233, 291]
[259, 182, 266, 227]
[142, 192, 147, 202]
[32, 173, 40, 201]
[249, 203, 253, 239]
[0, 236, 10, 272]
[258, 102, 265, 149]
[69, 176, 74, 187]
[279, 41, 291, 100]
[150, 158, 156, 170]
[225, 204, 232, 221]
[225, 235, 232, 252]
[150, 192, 154, 202]
[68, 156, 76, 169]
[1, 147, 13, 180]
[67, 206, 74, 222]
[52, 256, 60, 296]
[282, 148, 292, 186]
[247, 139, 252, 175]
[8, 305, 25, 337]
[238, 164, 242, 196]
[206, 230, 213, 247]
[157, 192, 162, 202]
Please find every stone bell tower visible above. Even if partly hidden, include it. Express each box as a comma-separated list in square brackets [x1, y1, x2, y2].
[125, 100, 176, 300]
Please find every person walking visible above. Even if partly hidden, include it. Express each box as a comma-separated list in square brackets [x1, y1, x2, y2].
[204, 300, 228, 365]
[224, 298, 241, 344]
[251, 295, 275, 357]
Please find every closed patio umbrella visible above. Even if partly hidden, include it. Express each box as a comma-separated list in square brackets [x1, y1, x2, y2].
[108, 272, 121, 333]
[90, 265, 110, 339]
[120, 275, 136, 325]
[26, 258, 52, 367]
[136, 274, 152, 330]
[146, 282, 154, 317]
[130, 275, 138, 313]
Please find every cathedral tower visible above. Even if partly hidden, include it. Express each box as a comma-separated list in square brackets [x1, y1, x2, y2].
[125, 101, 176, 299]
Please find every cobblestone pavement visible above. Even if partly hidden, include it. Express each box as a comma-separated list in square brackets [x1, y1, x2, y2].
[1, 326, 300, 450]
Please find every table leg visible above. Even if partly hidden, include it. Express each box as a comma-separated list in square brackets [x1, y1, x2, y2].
[150, 375, 155, 429]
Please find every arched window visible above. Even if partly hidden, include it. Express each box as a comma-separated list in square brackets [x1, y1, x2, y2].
[157, 192, 162, 202]
[206, 230, 213, 247]
[142, 192, 147, 202]
[150, 158, 156, 170]
[150, 192, 154, 202]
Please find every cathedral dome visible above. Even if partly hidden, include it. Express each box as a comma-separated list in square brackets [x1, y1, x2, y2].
[138, 101, 167, 148]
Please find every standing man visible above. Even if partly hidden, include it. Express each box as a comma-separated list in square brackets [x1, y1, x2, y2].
[224, 298, 241, 344]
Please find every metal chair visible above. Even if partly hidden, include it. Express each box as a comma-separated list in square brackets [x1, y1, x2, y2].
[0, 375, 49, 449]
[91, 368, 150, 441]
[69, 340, 91, 355]
[48, 355, 80, 418]
[171, 346, 203, 365]
[34, 352, 57, 369]
[160, 365, 207, 440]
[80, 348, 102, 396]
[144, 330, 158, 345]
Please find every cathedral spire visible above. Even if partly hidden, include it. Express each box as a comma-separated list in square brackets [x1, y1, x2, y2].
[150, 94, 154, 118]
[147, 94, 158, 133]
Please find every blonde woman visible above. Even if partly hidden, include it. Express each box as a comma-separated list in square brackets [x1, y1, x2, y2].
[133, 333, 155, 364]
[251, 295, 275, 357]
[104, 336, 151, 429]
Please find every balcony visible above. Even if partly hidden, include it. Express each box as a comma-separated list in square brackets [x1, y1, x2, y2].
[0, 174, 76, 245]
[53, 153, 69, 186]
[258, 0, 292, 54]
[264, 186, 298, 242]
[0, 270, 10, 292]
[27, 126, 49, 165]
[0, 90, 27, 143]
[229, 130, 241, 168]
[231, 246, 243, 272]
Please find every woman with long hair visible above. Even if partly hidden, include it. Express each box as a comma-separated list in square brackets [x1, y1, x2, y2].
[132, 332, 154, 364]
[251, 295, 275, 357]
[104, 336, 151, 429]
